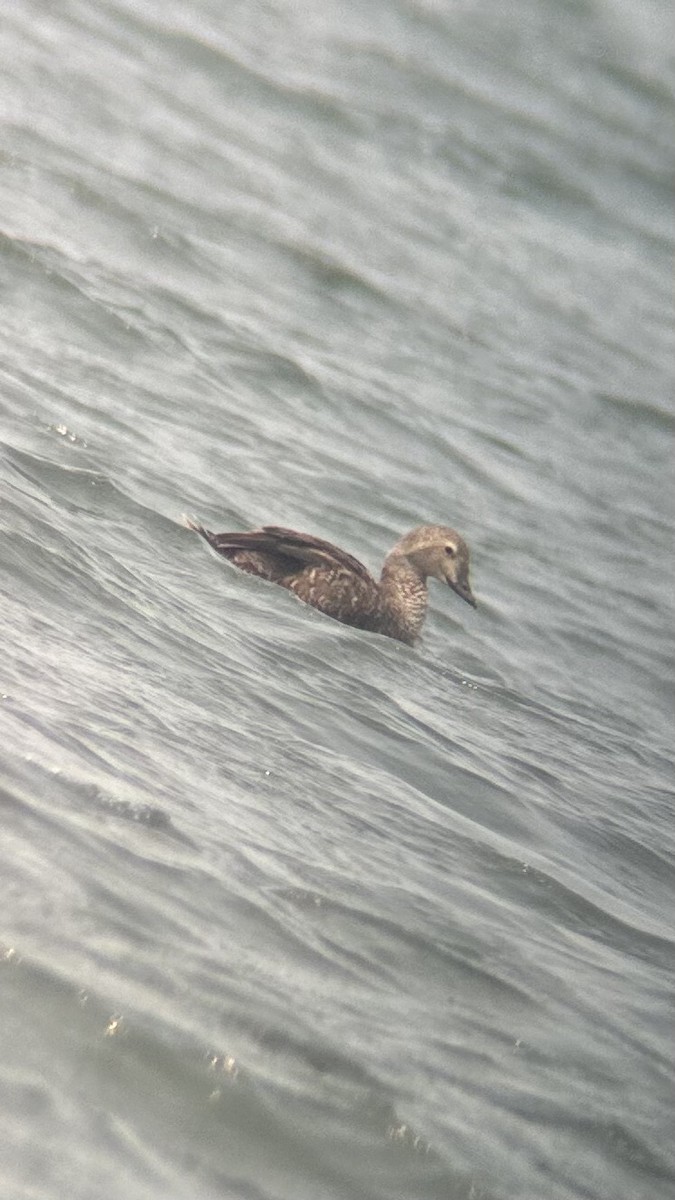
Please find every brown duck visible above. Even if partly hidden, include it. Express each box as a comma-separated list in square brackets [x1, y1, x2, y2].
[184, 518, 476, 645]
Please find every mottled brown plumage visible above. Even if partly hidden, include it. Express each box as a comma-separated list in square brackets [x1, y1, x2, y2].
[184, 518, 476, 644]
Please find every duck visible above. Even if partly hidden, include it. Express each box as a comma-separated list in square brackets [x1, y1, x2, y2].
[184, 518, 476, 645]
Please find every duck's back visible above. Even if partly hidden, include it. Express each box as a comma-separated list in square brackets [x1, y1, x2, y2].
[185, 520, 382, 630]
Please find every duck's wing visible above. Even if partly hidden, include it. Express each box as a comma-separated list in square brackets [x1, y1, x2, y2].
[184, 519, 374, 586]
[258, 527, 374, 584]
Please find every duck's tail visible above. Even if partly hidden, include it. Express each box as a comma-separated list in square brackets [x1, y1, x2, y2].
[182, 514, 207, 536]
[182, 515, 221, 552]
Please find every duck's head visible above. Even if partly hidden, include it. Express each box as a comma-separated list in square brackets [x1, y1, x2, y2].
[391, 525, 477, 608]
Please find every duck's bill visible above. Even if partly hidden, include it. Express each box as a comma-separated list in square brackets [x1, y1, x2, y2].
[450, 579, 477, 608]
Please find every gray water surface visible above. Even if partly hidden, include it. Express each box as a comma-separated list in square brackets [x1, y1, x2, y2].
[1, 1, 674, 1198]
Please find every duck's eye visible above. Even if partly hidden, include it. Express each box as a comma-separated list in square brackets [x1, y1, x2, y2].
[444, 544, 456, 557]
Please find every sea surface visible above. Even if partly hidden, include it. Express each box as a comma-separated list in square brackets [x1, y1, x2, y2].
[1, 1, 674, 1198]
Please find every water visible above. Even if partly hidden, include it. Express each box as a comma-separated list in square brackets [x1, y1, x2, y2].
[1, 1, 673, 1198]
